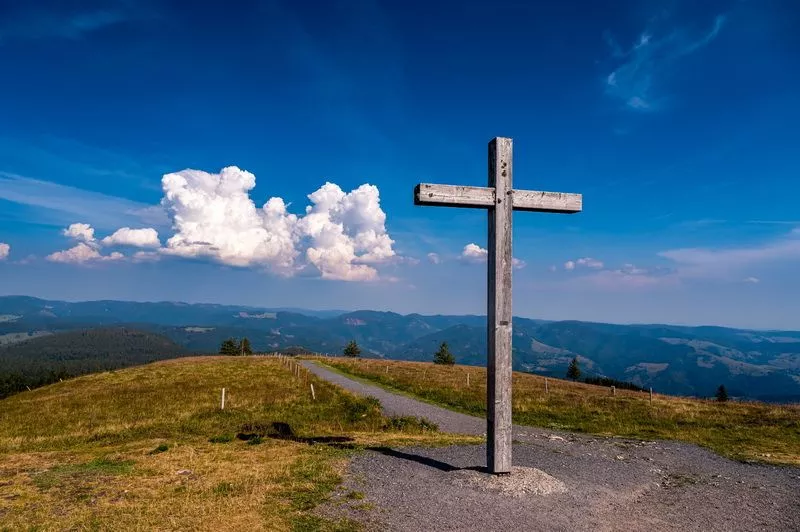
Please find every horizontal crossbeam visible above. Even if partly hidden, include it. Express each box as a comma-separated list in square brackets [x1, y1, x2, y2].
[414, 183, 582, 213]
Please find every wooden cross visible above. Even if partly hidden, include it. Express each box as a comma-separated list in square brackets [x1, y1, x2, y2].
[414, 137, 582, 474]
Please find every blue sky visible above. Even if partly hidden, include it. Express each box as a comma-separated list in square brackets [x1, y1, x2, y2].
[1, 0, 799, 329]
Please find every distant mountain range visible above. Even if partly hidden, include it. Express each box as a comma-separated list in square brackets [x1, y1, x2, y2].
[2, 295, 799, 402]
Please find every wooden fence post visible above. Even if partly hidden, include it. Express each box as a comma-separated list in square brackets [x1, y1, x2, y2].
[221, 388, 226, 410]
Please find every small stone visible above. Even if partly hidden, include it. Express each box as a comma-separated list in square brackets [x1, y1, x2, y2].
[176, 469, 193, 475]
[616, 455, 625, 460]
[548, 435, 566, 442]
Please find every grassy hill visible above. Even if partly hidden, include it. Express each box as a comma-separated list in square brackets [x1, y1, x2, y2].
[320, 358, 800, 466]
[0, 357, 462, 531]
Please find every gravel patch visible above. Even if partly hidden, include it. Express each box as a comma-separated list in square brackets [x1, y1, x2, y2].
[304, 361, 800, 531]
[452, 466, 567, 496]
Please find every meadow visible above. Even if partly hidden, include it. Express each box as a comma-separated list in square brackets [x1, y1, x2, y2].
[0, 356, 469, 531]
[320, 358, 800, 466]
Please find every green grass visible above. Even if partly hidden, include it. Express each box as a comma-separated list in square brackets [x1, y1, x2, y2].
[33, 458, 136, 491]
[0, 356, 473, 531]
[320, 357, 800, 466]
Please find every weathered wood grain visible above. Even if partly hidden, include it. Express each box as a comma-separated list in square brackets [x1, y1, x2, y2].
[414, 184, 495, 208]
[511, 189, 582, 213]
[486, 137, 513, 474]
[414, 183, 581, 213]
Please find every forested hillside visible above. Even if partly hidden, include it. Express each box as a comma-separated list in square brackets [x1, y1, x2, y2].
[0, 328, 188, 398]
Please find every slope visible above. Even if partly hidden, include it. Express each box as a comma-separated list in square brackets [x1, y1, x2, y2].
[0, 356, 464, 530]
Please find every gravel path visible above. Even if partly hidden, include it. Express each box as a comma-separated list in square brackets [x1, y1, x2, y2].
[301, 361, 484, 434]
[303, 361, 800, 531]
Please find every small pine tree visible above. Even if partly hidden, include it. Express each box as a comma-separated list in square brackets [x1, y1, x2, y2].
[219, 338, 239, 356]
[240, 337, 253, 355]
[343, 340, 361, 357]
[566, 357, 581, 381]
[715, 384, 729, 402]
[433, 342, 455, 365]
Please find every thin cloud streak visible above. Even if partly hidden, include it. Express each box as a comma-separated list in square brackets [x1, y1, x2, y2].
[604, 14, 726, 111]
[0, 173, 169, 230]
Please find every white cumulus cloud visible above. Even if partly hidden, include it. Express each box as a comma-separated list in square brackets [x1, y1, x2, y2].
[299, 182, 395, 281]
[46, 243, 124, 264]
[63, 223, 96, 243]
[45, 167, 398, 280]
[159, 166, 395, 281]
[564, 260, 576, 271]
[102, 227, 160, 248]
[461, 243, 489, 263]
[427, 252, 441, 265]
[0, 243, 9, 260]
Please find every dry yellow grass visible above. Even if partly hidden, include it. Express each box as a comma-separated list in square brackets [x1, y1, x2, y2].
[321, 358, 800, 466]
[0, 356, 467, 531]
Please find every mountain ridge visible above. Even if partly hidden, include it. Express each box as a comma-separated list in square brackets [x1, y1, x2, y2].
[1, 296, 799, 401]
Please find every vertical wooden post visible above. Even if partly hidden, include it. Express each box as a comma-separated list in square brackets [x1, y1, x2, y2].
[487, 137, 513, 475]
[545, 378, 549, 394]
[221, 388, 226, 410]
[466, 373, 470, 387]
[611, 385, 616, 397]
[310, 383, 316, 400]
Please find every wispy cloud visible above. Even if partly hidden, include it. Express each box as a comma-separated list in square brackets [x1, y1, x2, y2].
[0, 2, 156, 44]
[604, 14, 726, 111]
[658, 229, 800, 280]
[563, 257, 604, 271]
[0, 243, 9, 261]
[0, 173, 168, 229]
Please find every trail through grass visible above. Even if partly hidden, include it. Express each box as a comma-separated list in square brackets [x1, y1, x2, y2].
[0, 356, 465, 531]
[321, 358, 800, 466]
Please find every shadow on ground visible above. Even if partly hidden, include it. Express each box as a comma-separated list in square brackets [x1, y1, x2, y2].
[255, 421, 484, 472]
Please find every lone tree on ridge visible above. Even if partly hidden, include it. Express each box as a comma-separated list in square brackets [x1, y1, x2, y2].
[433, 341, 455, 365]
[715, 384, 729, 402]
[566, 357, 581, 381]
[219, 338, 239, 356]
[343, 340, 361, 357]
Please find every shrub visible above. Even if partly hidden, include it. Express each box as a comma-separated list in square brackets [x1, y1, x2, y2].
[716, 384, 729, 402]
[343, 340, 361, 357]
[433, 342, 455, 365]
[566, 357, 581, 381]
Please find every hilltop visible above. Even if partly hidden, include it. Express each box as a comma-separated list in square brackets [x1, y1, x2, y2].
[0, 356, 463, 530]
[2, 296, 800, 401]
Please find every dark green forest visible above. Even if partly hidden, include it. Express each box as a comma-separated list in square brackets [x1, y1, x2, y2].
[0, 328, 188, 399]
